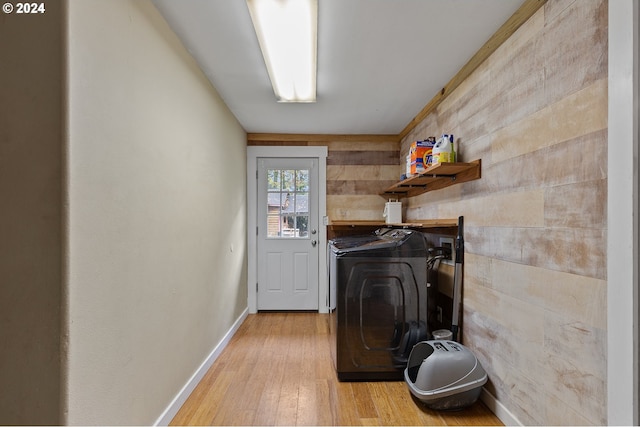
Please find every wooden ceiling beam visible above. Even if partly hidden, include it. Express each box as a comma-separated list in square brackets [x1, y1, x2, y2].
[247, 133, 398, 143]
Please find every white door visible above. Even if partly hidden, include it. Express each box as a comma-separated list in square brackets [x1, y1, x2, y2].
[257, 158, 319, 310]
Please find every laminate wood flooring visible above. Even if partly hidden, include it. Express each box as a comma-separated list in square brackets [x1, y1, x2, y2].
[170, 312, 502, 426]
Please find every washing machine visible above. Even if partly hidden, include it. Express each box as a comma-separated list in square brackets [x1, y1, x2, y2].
[328, 228, 429, 381]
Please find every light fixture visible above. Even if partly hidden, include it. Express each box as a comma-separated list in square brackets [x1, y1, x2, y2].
[246, 0, 317, 103]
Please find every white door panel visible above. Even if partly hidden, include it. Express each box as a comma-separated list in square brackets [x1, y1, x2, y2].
[257, 157, 319, 310]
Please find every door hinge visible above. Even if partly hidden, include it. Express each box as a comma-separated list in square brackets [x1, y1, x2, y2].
[256, 282, 259, 292]
[256, 169, 258, 180]
[256, 226, 259, 235]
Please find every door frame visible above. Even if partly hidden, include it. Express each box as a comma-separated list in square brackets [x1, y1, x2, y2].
[247, 146, 328, 314]
[608, 1, 639, 424]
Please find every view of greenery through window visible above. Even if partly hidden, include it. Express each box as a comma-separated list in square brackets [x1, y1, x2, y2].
[267, 169, 309, 238]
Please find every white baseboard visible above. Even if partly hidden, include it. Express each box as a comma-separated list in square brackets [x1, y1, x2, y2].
[480, 388, 522, 426]
[154, 307, 249, 426]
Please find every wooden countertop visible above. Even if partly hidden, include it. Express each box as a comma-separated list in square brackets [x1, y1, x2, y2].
[327, 219, 459, 239]
[329, 219, 458, 228]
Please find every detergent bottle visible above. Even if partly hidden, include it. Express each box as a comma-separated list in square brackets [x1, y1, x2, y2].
[432, 134, 455, 165]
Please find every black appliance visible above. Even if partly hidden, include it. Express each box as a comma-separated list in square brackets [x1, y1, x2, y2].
[328, 228, 428, 381]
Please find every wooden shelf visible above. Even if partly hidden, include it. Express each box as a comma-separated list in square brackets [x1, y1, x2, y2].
[380, 159, 481, 199]
[327, 219, 458, 239]
[329, 219, 457, 228]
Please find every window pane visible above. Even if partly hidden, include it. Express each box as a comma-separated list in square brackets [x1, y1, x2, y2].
[264, 168, 311, 239]
[281, 192, 293, 213]
[267, 192, 280, 221]
[267, 214, 280, 237]
[295, 192, 308, 214]
[281, 215, 296, 237]
[296, 215, 309, 237]
[282, 170, 295, 191]
[296, 170, 309, 191]
[267, 169, 280, 191]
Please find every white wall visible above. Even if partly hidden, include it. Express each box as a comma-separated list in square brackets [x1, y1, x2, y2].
[65, 0, 247, 424]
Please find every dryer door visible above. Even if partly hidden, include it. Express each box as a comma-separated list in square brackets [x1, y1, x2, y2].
[341, 259, 427, 372]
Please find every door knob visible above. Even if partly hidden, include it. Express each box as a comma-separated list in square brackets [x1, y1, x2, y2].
[311, 240, 317, 247]
[311, 229, 317, 235]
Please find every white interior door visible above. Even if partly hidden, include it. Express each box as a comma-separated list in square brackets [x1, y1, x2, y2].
[257, 157, 319, 310]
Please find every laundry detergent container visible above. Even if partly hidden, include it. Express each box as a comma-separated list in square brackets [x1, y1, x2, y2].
[404, 340, 487, 410]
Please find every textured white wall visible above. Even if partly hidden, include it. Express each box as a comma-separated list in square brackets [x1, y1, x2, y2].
[65, 0, 247, 424]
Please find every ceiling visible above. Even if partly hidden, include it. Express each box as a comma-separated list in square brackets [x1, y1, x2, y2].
[152, 0, 526, 135]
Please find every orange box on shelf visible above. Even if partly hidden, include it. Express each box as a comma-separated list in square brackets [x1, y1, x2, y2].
[409, 138, 436, 175]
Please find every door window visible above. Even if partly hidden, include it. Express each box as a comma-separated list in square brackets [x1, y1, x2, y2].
[266, 168, 310, 238]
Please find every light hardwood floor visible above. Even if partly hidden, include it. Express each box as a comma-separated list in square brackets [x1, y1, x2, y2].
[170, 312, 503, 426]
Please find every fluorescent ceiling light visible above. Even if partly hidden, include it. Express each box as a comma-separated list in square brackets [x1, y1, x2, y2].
[246, 0, 317, 103]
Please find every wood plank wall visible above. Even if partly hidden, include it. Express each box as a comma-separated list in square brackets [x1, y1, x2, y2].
[400, 1, 608, 425]
[247, 134, 400, 221]
[246, 1, 607, 424]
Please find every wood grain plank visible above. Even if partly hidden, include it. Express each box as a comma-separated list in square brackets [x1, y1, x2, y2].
[247, 133, 398, 144]
[319, 140, 400, 152]
[327, 165, 400, 181]
[490, 78, 607, 164]
[328, 180, 396, 196]
[170, 313, 502, 426]
[541, 0, 608, 106]
[327, 150, 400, 166]
[465, 225, 606, 280]
[327, 195, 387, 222]
[183, 370, 235, 425]
[349, 381, 379, 419]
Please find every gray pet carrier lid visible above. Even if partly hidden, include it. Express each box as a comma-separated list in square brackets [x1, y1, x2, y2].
[404, 340, 487, 400]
